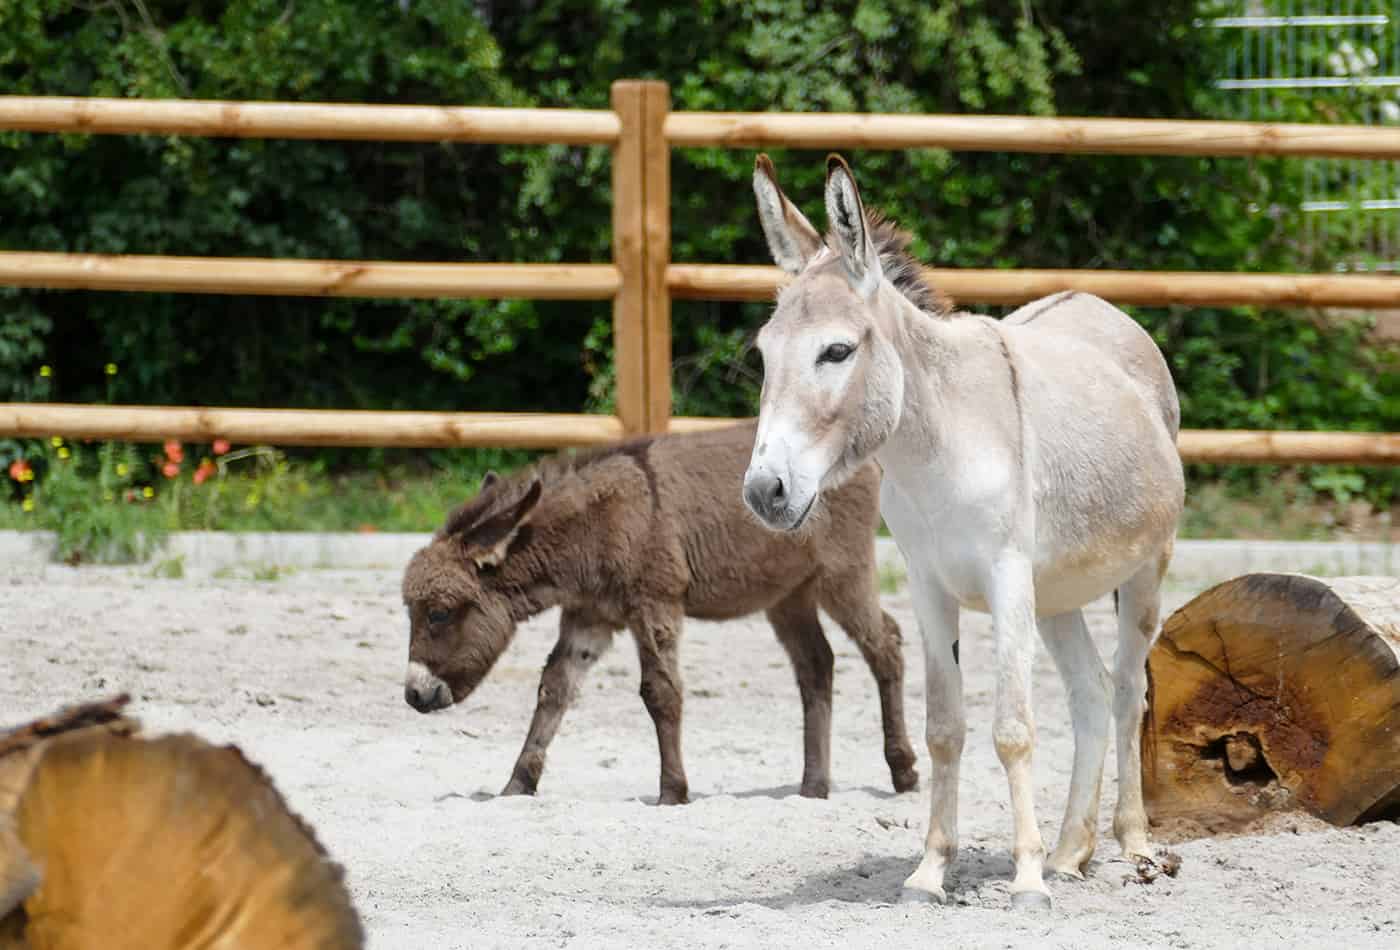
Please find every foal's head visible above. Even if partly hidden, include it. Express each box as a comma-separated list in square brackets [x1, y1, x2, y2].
[744, 154, 935, 532]
[400, 473, 542, 713]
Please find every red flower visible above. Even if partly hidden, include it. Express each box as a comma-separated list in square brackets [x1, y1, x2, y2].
[193, 460, 217, 485]
[212, 439, 231, 456]
[8, 459, 31, 483]
[163, 440, 184, 464]
[162, 461, 180, 479]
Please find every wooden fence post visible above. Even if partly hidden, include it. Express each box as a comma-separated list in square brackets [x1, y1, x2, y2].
[611, 79, 671, 436]
[640, 81, 672, 433]
[610, 81, 648, 437]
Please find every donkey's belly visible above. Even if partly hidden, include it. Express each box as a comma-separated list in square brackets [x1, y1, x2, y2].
[1029, 526, 1166, 617]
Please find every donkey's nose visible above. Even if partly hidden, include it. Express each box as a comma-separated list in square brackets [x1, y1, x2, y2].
[405, 680, 449, 713]
[743, 471, 786, 519]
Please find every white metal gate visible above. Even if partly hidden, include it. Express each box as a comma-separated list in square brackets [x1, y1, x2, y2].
[1204, 1, 1400, 271]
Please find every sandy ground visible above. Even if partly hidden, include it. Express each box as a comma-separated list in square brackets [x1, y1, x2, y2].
[3, 564, 1399, 949]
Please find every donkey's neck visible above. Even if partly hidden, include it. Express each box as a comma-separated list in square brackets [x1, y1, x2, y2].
[882, 293, 961, 458]
[495, 486, 617, 624]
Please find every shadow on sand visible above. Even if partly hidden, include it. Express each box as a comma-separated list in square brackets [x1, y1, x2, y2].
[654, 846, 1017, 910]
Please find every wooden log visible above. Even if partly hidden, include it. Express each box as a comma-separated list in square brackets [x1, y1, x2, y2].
[0, 96, 620, 145]
[0, 253, 619, 300]
[665, 263, 1400, 309]
[1144, 573, 1400, 834]
[0, 404, 625, 449]
[0, 696, 363, 948]
[664, 111, 1400, 159]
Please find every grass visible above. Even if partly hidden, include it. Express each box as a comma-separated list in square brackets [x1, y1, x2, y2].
[2, 440, 1395, 566]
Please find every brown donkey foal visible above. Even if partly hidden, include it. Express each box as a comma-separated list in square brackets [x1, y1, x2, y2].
[400, 422, 918, 804]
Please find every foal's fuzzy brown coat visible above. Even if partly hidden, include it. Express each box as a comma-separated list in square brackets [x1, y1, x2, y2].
[400, 422, 917, 803]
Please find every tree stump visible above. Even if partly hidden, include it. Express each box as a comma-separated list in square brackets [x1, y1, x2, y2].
[0, 695, 363, 949]
[1144, 574, 1400, 834]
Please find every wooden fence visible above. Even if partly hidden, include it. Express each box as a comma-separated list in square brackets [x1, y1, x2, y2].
[1, 81, 1398, 464]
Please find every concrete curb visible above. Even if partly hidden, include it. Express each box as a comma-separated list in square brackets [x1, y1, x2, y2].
[0, 529, 1393, 586]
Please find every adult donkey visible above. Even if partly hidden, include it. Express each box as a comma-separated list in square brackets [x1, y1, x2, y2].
[742, 154, 1184, 909]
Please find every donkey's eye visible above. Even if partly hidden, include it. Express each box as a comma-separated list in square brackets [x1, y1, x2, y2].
[427, 608, 451, 625]
[817, 342, 855, 365]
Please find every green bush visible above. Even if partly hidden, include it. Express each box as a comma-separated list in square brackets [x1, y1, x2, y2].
[0, 0, 1395, 511]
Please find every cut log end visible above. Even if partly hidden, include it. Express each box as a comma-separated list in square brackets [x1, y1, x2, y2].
[1, 696, 364, 949]
[1145, 573, 1400, 838]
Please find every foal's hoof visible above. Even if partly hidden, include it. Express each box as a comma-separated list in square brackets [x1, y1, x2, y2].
[898, 885, 947, 906]
[891, 767, 920, 794]
[1010, 890, 1053, 912]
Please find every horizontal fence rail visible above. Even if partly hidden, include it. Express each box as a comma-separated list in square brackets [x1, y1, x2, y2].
[0, 96, 621, 145]
[9, 253, 1398, 308]
[665, 111, 1400, 158]
[0, 253, 620, 300]
[0, 405, 626, 450]
[8, 405, 1396, 465]
[0, 86, 1397, 467]
[667, 264, 1400, 308]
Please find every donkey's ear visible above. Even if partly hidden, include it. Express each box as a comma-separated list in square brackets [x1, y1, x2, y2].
[753, 153, 823, 275]
[463, 478, 542, 570]
[824, 154, 882, 298]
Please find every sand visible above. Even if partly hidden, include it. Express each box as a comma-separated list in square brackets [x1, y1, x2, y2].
[3, 563, 1397, 949]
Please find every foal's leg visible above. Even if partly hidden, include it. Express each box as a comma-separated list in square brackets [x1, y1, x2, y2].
[1112, 548, 1169, 859]
[1039, 609, 1112, 878]
[502, 608, 617, 796]
[632, 605, 689, 805]
[766, 585, 835, 798]
[899, 576, 963, 905]
[988, 552, 1051, 909]
[818, 571, 919, 794]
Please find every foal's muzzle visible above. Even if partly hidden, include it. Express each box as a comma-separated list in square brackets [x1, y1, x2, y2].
[404, 662, 453, 713]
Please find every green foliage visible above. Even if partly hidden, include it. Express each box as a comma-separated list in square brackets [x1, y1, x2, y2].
[1, 434, 525, 562]
[0, 0, 1395, 513]
[15, 438, 168, 563]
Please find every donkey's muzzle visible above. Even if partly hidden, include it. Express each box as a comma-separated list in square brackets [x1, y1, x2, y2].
[743, 471, 787, 521]
[405, 681, 449, 712]
[404, 661, 453, 713]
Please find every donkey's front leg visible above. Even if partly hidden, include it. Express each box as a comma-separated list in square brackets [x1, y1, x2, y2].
[900, 579, 963, 905]
[632, 606, 689, 805]
[989, 552, 1051, 910]
[502, 608, 616, 796]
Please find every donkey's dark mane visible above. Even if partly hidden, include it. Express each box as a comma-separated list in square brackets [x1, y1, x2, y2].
[850, 210, 953, 317]
[440, 435, 659, 536]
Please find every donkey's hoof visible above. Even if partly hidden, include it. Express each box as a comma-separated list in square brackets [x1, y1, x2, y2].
[891, 767, 920, 794]
[1046, 868, 1085, 884]
[1010, 890, 1052, 912]
[799, 782, 830, 800]
[499, 778, 536, 797]
[898, 885, 947, 905]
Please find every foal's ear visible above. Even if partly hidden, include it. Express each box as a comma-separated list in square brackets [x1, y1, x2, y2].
[824, 154, 882, 298]
[753, 153, 823, 275]
[462, 478, 543, 570]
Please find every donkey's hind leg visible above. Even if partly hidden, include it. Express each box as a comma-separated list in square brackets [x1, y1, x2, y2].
[1039, 609, 1112, 878]
[767, 584, 835, 798]
[502, 607, 617, 796]
[818, 571, 919, 793]
[1112, 544, 1171, 859]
